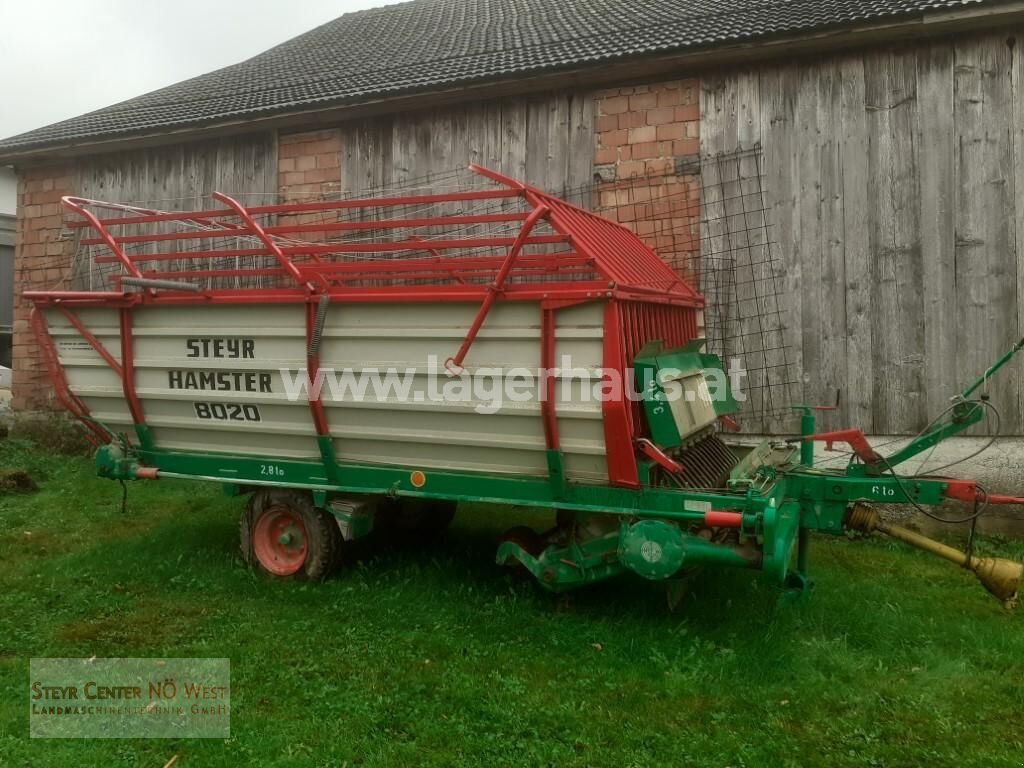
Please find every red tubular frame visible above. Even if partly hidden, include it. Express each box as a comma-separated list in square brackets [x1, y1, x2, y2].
[118, 307, 146, 427]
[212, 191, 313, 291]
[55, 305, 123, 377]
[30, 308, 110, 444]
[61, 197, 144, 283]
[33, 165, 709, 489]
[446, 204, 550, 373]
[305, 301, 331, 437]
[602, 302, 641, 488]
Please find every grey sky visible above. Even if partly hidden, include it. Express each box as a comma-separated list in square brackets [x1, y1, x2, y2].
[0, 0, 407, 214]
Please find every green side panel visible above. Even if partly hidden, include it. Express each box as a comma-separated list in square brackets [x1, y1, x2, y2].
[633, 338, 737, 449]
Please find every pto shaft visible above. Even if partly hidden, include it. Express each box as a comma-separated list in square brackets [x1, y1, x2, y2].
[845, 503, 1022, 608]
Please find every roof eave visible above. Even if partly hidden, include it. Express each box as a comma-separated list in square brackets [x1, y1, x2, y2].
[4, 1, 1024, 166]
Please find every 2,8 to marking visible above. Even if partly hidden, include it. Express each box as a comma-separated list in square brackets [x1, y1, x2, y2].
[260, 464, 285, 477]
[193, 402, 262, 423]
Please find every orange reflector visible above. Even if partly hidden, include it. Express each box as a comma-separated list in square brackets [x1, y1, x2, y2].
[410, 471, 426, 488]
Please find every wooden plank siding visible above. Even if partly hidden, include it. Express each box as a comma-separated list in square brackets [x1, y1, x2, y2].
[76, 134, 278, 210]
[336, 92, 594, 199]
[702, 30, 1024, 435]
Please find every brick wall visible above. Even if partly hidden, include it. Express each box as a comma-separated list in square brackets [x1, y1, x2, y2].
[278, 128, 342, 202]
[11, 167, 75, 411]
[592, 79, 701, 280]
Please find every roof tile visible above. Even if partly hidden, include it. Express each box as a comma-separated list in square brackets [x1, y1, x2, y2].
[0, 0, 997, 155]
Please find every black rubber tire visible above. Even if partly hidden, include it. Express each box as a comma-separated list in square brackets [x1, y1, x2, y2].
[240, 488, 341, 581]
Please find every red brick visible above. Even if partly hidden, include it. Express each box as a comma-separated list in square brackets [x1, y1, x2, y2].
[30, 190, 65, 206]
[594, 114, 618, 133]
[657, 88, 683, 107]
[599, 95, 629, 115]
[673, 104, 699, 122]
[630, 141, 660, 160]
[685, 121, 699, 138]
[655, 123, 688, 141]
[673, 138, 700, 156]
[296, 155, 317, 172]
[303, 168, 340, 184]
[628, 126, 656, 144]
[599, 129, 628, 148]
[618, 112, 645, 130]
[316, 153, 340, 169]
[313, 139, 342, 156]
[616, 161, 645, 179]
[279, 141, 304, 159]
[278, 157, 296, 173]
[594, 148, 618, 165]
[628, 92, 658, 110]
[646, 107, 676, 126]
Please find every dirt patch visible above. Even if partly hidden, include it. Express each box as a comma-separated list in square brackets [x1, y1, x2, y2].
[0, 469, 37, 493]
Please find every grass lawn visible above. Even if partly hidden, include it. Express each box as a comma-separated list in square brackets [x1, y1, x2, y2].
[0, 438, 1022, 767]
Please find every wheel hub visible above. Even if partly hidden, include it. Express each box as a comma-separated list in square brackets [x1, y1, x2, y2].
[253, 505, 308, 576]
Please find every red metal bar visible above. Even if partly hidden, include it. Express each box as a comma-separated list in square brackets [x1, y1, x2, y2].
[445, 205, 550, 373]
[55, 305, 123, 378]
[119, 307, 147, 427]
[303, 253, 590, 276]
[24, 291, 131, 302]
[540, 307, 559, 450]
[704, 511, 743, 529]
[601, 302, 640, 488]
[80, 212, 533, 245]
[211, 192, 312, 291]
[143, 267, 289, 282]
[30, 307, 110, 443]
[67, 188, 524, 229]
[943, 479, 1024, 505]
[305, 301, 331, 437]
[636, 438, 684, 475]
[25, 283, 619, 310]
[92, 235, 569, 264]
[801, 428, 883, 464]
[61, 196, 145, 280]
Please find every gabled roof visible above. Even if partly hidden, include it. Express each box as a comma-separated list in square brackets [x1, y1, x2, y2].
[0, 0, 1002, 159]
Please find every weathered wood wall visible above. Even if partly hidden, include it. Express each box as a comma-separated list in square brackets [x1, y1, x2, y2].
[702, 30, 1024, 435]
[338, 92, 594, 197]
[76, 134, 278, 209]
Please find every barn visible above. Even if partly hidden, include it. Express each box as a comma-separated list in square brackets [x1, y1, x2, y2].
[3, 0, 1024, 449]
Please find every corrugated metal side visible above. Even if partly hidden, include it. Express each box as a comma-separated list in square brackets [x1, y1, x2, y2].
[319, 301, 608, 481]
[44, 301, 608, 482]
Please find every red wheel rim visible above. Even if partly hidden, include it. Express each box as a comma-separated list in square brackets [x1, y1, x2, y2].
[252, 506, 308, 576]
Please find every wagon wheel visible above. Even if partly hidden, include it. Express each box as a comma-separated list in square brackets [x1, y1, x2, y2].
[240, 489, 340, 580]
